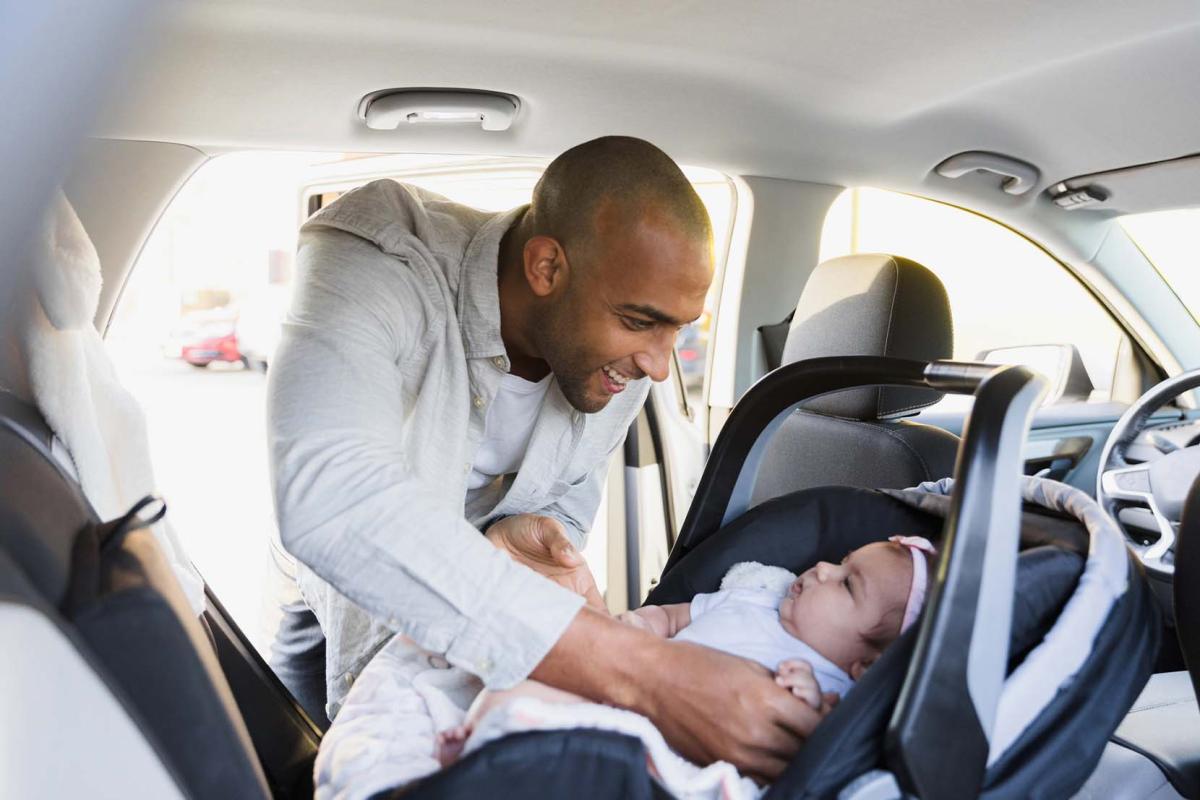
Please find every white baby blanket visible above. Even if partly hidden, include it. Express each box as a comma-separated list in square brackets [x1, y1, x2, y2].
[314, 634, 762, 800]
[314, 561, 797, 799]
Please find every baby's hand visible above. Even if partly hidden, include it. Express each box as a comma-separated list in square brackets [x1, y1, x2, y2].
[776, 659, 839, 715]
[436, 724, 471, 767]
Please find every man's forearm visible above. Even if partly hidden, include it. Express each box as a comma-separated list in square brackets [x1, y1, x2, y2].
[530, 606, 665, 713]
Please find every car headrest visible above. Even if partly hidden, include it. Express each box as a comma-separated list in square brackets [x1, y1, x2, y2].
[782, 254, 953, 420]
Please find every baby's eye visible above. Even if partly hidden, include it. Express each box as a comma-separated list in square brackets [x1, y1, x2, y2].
[843, 577, 852, 595]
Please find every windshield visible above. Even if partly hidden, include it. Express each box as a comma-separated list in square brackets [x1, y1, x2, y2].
[1120, 208, 1200, 323]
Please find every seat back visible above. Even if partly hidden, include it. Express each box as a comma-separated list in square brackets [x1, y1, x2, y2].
[1176, 477, 1200, 704]
[751, 254, 959, 505]
[0, 392, 272, 799]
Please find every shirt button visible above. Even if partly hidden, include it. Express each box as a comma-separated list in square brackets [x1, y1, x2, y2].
[343, 672, 355, 687]
[479, 657, 493, 673]
[427, 654, 450, 670]
[473, 395, 485, 409]
[463, 462, 471, 473]
[492, 356, 506, 369]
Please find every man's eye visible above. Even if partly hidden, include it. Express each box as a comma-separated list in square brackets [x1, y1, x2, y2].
[623, 317, 654, 332]
[843, 577, 852, 595]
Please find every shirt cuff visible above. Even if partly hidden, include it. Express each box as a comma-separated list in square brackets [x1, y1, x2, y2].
[538, 509, 588, 550]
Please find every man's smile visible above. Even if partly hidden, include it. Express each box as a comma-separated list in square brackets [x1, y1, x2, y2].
[601, 364, 633, 394]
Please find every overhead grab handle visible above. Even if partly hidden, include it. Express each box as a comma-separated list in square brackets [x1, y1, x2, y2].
[934, 151, 1041, 196]
[359, 89, 519, 132]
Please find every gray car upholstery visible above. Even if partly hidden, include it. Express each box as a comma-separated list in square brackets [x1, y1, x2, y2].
[1072, 742, 1186, 800]
[751, 253, 960, 506]
[1109, 671, 1200, 798]
[1072, 671, 1198, 800]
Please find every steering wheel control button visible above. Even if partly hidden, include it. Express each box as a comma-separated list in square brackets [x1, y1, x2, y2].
[1116, 470, 1151, 493]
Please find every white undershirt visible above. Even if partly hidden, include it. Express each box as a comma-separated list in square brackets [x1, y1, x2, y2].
[467, 371, 552, 491]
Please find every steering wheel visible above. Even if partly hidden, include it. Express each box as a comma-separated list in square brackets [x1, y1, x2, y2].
[1097, 368, 1200, 578]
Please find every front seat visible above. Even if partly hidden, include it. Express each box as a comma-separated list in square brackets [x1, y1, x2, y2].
[751, 253, 960, 506]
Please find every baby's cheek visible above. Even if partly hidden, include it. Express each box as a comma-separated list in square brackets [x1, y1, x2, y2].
[782, 596, 809, 634]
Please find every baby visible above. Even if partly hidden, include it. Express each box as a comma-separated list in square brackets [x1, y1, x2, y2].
[438, 535, 936, 764]
[619, 535, 937, 708]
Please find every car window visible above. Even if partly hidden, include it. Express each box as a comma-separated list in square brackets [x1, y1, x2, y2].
[106, 151, 732, 652]
[676, 180, 735, 414]
[819, 188, 1133, 409]
[1120, 208, 1200, 324]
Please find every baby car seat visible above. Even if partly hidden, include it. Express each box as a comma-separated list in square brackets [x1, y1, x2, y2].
[390, 356, 1157, 800]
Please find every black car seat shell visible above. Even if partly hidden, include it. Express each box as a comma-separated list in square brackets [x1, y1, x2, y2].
[752, 254, 960, 505]
[385, 485, 1114, 800]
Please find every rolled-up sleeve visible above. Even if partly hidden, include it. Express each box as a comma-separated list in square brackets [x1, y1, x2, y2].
[540, 449, 614, 549]
[268, 228, 582, 689]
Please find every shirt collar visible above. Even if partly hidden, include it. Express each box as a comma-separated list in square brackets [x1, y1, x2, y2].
[458, 204, 528, 360]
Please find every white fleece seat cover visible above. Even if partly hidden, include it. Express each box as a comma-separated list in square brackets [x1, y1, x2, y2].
[21, 192, 204, 613]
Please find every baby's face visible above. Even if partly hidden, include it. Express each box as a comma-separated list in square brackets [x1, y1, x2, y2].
[778, 541, 913, 675]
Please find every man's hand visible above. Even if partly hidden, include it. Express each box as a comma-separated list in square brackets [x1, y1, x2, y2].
[616, 609, 662, 636]
[645, 640, 822, 783]
[485, 514, 606, 610]
[533, 608, 822, 784]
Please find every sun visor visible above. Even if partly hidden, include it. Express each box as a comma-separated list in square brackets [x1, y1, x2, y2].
[1048, 153, 1200, 215]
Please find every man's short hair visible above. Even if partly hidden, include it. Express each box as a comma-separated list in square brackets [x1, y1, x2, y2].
[529, 136, 712, 258]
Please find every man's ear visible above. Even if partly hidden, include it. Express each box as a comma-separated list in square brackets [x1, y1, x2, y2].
[523, 235, 568, 298]
[849, 652, 879, 681]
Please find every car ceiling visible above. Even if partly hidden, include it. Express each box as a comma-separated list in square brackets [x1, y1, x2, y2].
[99, 1, 1199, 203]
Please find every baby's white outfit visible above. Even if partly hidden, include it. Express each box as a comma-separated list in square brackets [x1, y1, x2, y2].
[674, 588, 854, 697]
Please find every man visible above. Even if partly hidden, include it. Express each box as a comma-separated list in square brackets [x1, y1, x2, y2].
[268, 136, 819, 781]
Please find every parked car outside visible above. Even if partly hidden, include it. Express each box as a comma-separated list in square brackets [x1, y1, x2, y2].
[166, 308, 244, 368]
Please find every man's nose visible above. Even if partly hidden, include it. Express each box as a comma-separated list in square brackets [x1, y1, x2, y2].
[632, 334, 673, 383]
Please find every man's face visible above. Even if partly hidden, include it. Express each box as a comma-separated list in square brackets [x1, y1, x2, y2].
[536, 203, 712, 413]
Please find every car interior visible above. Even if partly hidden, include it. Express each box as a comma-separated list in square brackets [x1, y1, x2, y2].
[5, 1, 1200, 798]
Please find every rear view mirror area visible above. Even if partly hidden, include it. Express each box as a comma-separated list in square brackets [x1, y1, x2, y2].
[977, 344, 1095, 405]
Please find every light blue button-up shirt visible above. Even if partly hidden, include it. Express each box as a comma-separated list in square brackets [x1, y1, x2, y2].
[267, 180, 648, 715]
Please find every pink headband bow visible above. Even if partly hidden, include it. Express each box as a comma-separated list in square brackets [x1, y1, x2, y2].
[889, 535, 938, 633]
